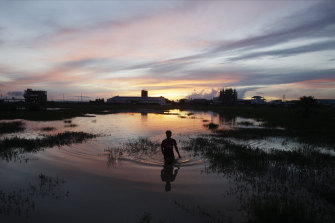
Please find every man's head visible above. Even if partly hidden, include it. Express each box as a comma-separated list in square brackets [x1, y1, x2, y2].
[166, 130, 172, 138]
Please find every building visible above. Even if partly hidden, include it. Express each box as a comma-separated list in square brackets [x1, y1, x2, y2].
[219, 88, 238, 105]
[24, 89, 47, 103]
[141, 90, 148, 97]
[251, 96, 266, 104]
[107, 90, 166, 105]
[269, 100, 282, 105]
[317, 99, 335, 107]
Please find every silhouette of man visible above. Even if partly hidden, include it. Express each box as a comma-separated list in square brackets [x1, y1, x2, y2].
[161, 164, 179, 192]
[161, 130, 181, 164]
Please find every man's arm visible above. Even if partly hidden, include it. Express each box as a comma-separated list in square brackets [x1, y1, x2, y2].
[174, 140, 181, 158]
[161, 140, 164, 154]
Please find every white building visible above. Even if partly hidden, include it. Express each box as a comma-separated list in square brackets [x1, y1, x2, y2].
[251, 96, 266, 104]
[107, 91, 166, 105]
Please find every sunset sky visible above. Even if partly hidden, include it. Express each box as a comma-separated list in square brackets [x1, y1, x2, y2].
[0, 0, 334, 101]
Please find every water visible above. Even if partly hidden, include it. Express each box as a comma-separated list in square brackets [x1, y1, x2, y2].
[0, 110, 331, 222]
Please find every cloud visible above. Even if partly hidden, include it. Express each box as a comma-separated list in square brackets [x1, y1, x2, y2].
[187, 88, 219, 100]
[235, 87, 260, 99]
[170, 2, 335, 62]
[231, 69, 335, 87]
[227, 40, 335, 61]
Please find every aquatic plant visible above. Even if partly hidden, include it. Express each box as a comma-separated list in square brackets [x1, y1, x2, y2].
[0, 131, 96, 161]
[0, 121, 25, 135]
[203, 122, 219, 130]
[124, 137, 160, 155]
[0, 174, 68, 217]
[105, 138, 160, 166]
[41, 127, 55, 131]
[64, 124, 78, 128]
[183, 137, 335, 223]
[138, 212, 164, 223]
[237, 121, 254, 126]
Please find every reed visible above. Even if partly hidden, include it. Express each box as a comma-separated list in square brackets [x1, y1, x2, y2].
[183, 137, 335, 222]
[0, 131, 96, 161]
[0, 121, 25, 135]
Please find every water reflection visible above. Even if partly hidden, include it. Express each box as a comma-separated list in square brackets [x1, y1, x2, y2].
[219, 113, 236, 126]
[161, 163, 179, 192]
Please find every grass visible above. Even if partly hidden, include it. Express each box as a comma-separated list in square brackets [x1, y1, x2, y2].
[105, 138, 160, 166]
[41, 127, 55, 131]
[183, 137, 335, 223]
[0, 131, 96, 161]
[216, 127, 335, 147]
[0, 174, 68, 217]
[138, 212, 164, 223]
[64, 124, 78, 128]
[237, 121, 254, 126]
[203, 122, 219, 130]
[0, 121, 25, 135]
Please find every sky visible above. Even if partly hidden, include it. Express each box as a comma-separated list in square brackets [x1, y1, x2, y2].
[0, 0, 334, 101]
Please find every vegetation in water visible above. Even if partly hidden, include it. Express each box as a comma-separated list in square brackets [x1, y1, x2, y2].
[106, 138, 160, 166]
[0, 121, 25, 135]
[237, 121, 254, 126]
[0, 174, 68, 217]
[40, 127, 55, 131]
[183, 137, 335, 223]
[0, 131, 96, 161]
[204, 122, 219, 130]
[64, 124, 78, 128]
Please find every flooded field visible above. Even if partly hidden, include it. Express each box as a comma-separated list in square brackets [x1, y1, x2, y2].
[0, 109, 334, 223]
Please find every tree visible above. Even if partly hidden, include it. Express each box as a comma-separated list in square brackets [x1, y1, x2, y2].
[298, 96, 317, 118]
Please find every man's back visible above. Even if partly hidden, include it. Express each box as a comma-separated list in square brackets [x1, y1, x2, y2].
[161, 138, 176, 159]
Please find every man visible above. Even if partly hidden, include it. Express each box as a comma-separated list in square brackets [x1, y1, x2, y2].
[161, 130, 181, 163]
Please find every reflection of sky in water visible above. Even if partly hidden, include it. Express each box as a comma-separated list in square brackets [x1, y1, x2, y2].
[0, 110, 245, 222]
[1, 109, 329, 222]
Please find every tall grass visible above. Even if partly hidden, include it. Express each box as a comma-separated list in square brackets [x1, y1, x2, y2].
[183, 137, 335, 222]
[105, 138, 160, 166]
[0, 121, 25, 135]
[0, 131, 96, 161]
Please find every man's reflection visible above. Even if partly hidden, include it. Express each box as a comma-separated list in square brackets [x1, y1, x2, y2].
[161, 164, 179, 192]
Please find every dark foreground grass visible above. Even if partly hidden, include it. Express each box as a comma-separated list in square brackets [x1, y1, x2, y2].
[0, 131, 96, 161]
[0, 174, 68, 217]
[0, 121, 25, 135]
[183, 137, 335, 223]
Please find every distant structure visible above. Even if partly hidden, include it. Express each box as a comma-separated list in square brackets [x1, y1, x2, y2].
[219, 88, 237, 105]
[269, 99, 282, 105]
[141, 90, 148, 98]
[251, 96, 266, 104]
[107, 90, 166, 105]
[24, 89, 47, 103]
[317, 99, 335, 107]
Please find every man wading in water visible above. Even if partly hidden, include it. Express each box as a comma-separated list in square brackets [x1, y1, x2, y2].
[161, 130, 181, 163]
